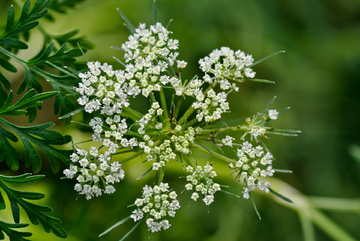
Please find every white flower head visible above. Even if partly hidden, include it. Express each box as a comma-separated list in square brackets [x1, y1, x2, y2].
[131, 183, 180, 233]
[176, 60, 187, 69]
[268, 109, 278, 120]
[64, 147, 126, 200]
[185, 163, 220, 206]
[222, 135, 235, 147]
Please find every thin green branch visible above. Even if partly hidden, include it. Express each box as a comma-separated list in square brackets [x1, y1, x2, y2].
[116, 150, 144, 164]
[299, 211, 316, 241]
[0, 45, 27, 64]
[122, 106, 143, 120]
[199, 126, 239, 135]
[309, 197, 360, 213]
[173, 95, 183, 120]
[177, 106, 195, 126]
[265, 178, 358, 241]
[159, 89, 169, 125]
[248, 50, 285, 68]
[183, 118, 198, 130]
[311, 209, 358, 241]
[193, 143, 233, 163]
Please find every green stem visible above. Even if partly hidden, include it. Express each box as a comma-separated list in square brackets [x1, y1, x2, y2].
[309, 197, 360, 212]
[299, 211, 316, 241]
[112, 148, 140, 156]
[310, 209, 358, 241]
[0, 46, 27, 64]
[183, 118, 199, 130]
[177, 106, 195, 126]
[119, 112, 138, 123]
[266, 178, 358, 241]
[122, 106, 143, 120]
[116, 150, 144, 164]
[124, 131, 144, 139]
[173, 95, 183, 120]
[159, 89, 169, 125]
[178, 85, 214, 126]
[150, 92, 164, 123]
[156, 166, 165, 185]
[204, 117, 248, 130]
[192, 143, 233, 163]
[199, 126, 240, 135]
[143, 130, 169, 138]
[149, 92, 157, 103]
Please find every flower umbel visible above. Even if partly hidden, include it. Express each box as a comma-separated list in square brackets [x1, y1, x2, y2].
[130, 183, 180, 232]
[184, 162, 221, 206]
[64, 15, 298, 239]
[63, 148, 125, 200]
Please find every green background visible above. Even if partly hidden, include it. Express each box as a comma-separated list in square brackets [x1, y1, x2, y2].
[1, 0, 360, 240]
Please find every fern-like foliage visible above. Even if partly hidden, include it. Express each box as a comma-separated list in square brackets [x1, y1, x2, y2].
[46, 0, 87, 20]
[0, 0, 92, 240]
[0, 0, 49, 47]
[0, 89, 72, 173]
[0, 0, 89, 172]
[0, 173, 67, 239]
[0, 0, 49, 106]
[0, 0, 88, 122]
[0, 221, 31, 241]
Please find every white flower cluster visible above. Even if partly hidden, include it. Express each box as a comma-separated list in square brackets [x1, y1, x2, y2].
[184, 163, 221, 206]
[77, 62, 137, 114]
[138, 126, 198, 171]
[89, 115, 138, 148]
[229, 141, 275, 199]
[63, 148, 125, 200]
[199, 46, 256, 91]
[240, 109, 279, 141]
[248, 125, 266, 139]
[68, 62, 144, 198]
[170, 126, 196, 155]
[222, 135, 235, 147]
[137, 101, 163, 135]
[130, 183, 180, 232]
[268, 109, 279, 120]
[121, 23, 188, 97]
[65, 20, 289, 236]
[192, 89, 230, 122]
[76, 62, 139, 157]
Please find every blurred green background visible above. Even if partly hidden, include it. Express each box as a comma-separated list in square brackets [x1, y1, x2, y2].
[1, 0, 360, 240]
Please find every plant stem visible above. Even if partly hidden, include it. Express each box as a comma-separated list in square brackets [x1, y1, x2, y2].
[0, 46, 26, 64]
[299, 211, 316, 241]
[122, 106, 143, 120]
[177, 106, 195, 126]
[310, 209, 357, 241]
[193, 143, 233, 163]
[117, 150, 144, 164]
[150, 92, 165, 123]
[156, 166, 165, 185]
[173, 95, 183, 120]
[200, 126, 240, 135]
[266, 178, 358, 241]
[309, 197, 360, 212]
[183, 118, 198, 130]
[159, 89, 169, 125]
